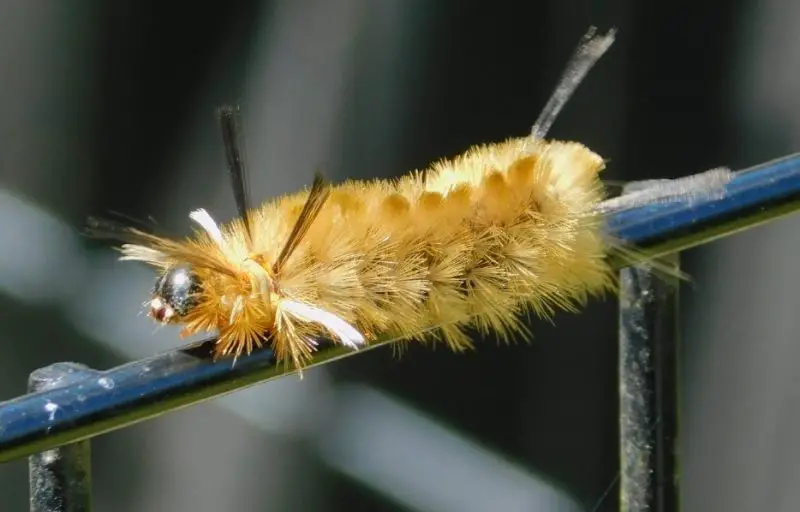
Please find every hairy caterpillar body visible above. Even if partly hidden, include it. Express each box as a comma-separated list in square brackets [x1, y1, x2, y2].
[92, 28, 625, 370]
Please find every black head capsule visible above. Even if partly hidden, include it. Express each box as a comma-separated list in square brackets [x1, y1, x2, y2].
[150, 265, 201, 323]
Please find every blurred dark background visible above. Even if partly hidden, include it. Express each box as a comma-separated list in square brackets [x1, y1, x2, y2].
[1, 0, 799, 511]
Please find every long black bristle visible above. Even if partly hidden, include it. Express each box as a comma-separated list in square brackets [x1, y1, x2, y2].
[217, 105, 253, 246]
[84, 216, 148, 244]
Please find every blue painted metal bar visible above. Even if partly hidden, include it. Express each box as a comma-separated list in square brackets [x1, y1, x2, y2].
[609, 153, 800, 258]
[0, 153, 799, 464]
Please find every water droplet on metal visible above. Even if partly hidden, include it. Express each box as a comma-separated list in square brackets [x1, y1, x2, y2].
[44, 401, 58, 421]
[97, 377, 115, 390]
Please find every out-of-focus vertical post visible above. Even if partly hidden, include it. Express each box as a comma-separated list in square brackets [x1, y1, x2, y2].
[619, 254, 680, 512]
[28, 362, 95, 512]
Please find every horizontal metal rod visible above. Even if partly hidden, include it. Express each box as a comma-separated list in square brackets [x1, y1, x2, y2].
[608, 153, 800, 258]
[0, 153, 799, 463]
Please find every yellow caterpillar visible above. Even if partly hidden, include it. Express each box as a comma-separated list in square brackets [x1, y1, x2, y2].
[93, 28, 627, 370]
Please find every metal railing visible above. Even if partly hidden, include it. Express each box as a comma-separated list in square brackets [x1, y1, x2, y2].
[2, 153, 800, 512]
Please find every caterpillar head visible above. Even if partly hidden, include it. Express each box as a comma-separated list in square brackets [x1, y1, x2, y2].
[150, 265, 202, 323]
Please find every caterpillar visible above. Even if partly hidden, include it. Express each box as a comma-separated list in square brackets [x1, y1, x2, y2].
[90, 27, 649, 371]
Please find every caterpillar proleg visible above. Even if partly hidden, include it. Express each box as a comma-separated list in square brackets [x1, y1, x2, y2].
[91, 27, 670, 371]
